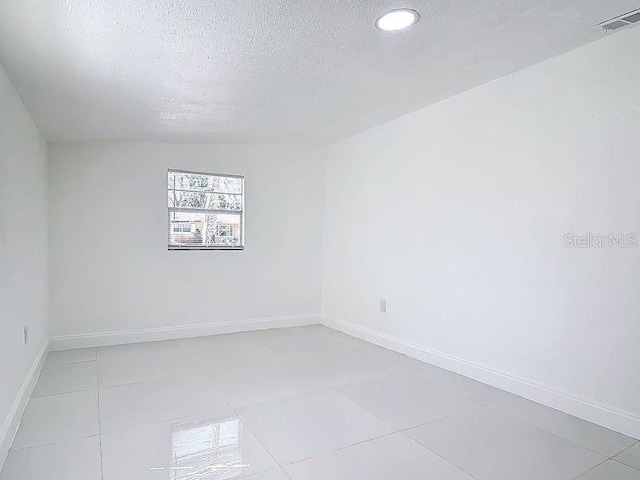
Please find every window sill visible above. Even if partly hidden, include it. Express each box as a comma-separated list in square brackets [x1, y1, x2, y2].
[168, 246, 244, 251]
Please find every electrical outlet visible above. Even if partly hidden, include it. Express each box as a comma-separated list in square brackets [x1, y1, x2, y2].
[23, 326, 29, 344]
[379, 299, 387, 313]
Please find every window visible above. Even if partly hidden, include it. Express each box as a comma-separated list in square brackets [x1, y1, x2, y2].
[216, 225, 233, 237]
[172, 222, 192, 233]
[168, 170, 244, 250]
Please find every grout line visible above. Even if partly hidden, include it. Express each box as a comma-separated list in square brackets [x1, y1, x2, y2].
[231, 406, 283, 474]
[568, 458, 612, 479]
[24, 388, 97, 404]
[398, 413, 462, 434]
[611, 439, 640, 470]
[617, 439, 640, 454]
[377, 402, 485, 480]
[215, 349, 426, 411]
[30, 386, 98, 400]
[97, 377, 172, 391]
[97, 364, 105, 480]
[42, 358, 97, 367]
[227, 367, 409, 411]
[485, 402, 633, 459]
[280, 431, 398, 468]
[8, 433, 101, 452]
[400, 432, 483, 480]
[243, 468, 293, 480]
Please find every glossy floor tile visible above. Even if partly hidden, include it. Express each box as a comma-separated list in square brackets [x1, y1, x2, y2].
[489, 394, 637, 456]
[574, 460, 640, 480]
[178, 333, 281, 374]
[252, 326, 351, 358]
[204, 359, 320, 408]
[206, 347, 422, 408]
[101, 416, 278, 479]
[414, 363, 510, 405]
[335, 372, 478, 430]
[616, 443, 640, 470]
[0, 436, 101, 480]
[32, 361, 98, 398]
[3, 326, 639, 480]
[238, 390, 394, 464]
[244, 469, 292, 480]
[285, 433, 475, 480]
[46, 347, 97, 365]
[406, 405, 607, 480]
[11, 390, 99, 449]
[99, 375, 232, 433]
[97, 340, 195, 388]
[295, 347, 424, 391]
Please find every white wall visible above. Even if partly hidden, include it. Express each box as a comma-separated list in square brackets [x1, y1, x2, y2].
[322, 28, 640, 436]
[49, 143, 325, 342]
[0, 64, 49, 461]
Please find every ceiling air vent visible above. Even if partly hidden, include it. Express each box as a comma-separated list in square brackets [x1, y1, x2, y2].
[596, 8, 640, 31]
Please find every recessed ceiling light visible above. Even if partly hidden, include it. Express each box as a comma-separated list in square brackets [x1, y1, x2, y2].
[375, 9, 420, 31]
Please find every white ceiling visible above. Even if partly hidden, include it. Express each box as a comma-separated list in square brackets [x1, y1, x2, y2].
[0, 0, 636, 144]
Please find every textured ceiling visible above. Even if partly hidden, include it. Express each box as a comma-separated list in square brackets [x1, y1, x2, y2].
[0, 0, 637, 144]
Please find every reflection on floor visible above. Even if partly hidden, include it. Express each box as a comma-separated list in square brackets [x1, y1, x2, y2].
[1, 325, 638, 479]
[169, 417, 247, 479]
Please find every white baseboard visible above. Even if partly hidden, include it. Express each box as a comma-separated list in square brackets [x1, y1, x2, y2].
[49, 314, 321, 351]
[322, 314, 640, 439]
[0, 341, 49, 470]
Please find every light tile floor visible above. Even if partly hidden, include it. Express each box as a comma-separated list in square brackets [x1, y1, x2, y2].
[1, 325, 638, 480]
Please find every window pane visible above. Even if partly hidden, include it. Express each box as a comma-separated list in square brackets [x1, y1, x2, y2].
[168, 171, 242, 194]
[216, 193, 242, 211]
[170, 192, 242, 211]
[169, 211, 242, 248]
[172, 191, 208, 209]
[217, 176, 242, 194]
[173, 172, 211, 191]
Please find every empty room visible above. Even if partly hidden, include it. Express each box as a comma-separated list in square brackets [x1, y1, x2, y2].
[1, 1, 639, 479]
